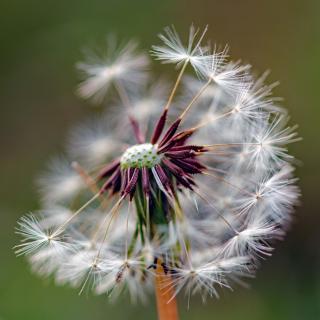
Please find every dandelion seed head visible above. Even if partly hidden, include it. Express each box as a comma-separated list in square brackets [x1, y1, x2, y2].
[120, 143, 161, 169]
[15, 25, 300, 305]
[37, 157, 85, 205]
[77, 38, 149, 104]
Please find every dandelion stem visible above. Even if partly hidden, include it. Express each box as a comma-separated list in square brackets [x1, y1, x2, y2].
[155, 262, 179, 320]
[192, 109, 234, 130]
[193, 188, 239, 234]
[203, 170, 254, 197]
[204, 142, 260, 148]
[71, 161, 109, 209]
[92, 196, 124, 253]
[52, 192, 100, 237]
[179, 78, 212, 120]
[165, 59, 189, 112]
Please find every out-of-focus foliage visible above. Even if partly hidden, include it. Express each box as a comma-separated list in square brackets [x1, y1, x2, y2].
[0, 0, 319, 319]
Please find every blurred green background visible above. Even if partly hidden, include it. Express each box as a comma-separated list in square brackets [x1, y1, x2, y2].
[1, 0, 319, 319]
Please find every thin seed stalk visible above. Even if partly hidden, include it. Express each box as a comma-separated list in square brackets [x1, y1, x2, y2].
[165, 59, 189, 111]
[155, 263, 179, 320]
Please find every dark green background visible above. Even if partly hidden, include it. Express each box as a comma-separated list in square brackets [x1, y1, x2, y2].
[1, 0, 319, 319]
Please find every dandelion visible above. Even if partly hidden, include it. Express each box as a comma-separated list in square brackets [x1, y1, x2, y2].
[15, 214, 73, 257]
[204, 58, 252, 94]
[37, 157, 86, 205]
[67, 116, 123, 167]
[77, 36, 149, 104]
[15, 25, 300, 320]
[151, 24, 210, 76]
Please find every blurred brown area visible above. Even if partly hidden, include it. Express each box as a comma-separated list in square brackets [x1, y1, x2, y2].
[0, 0, 319, 319]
